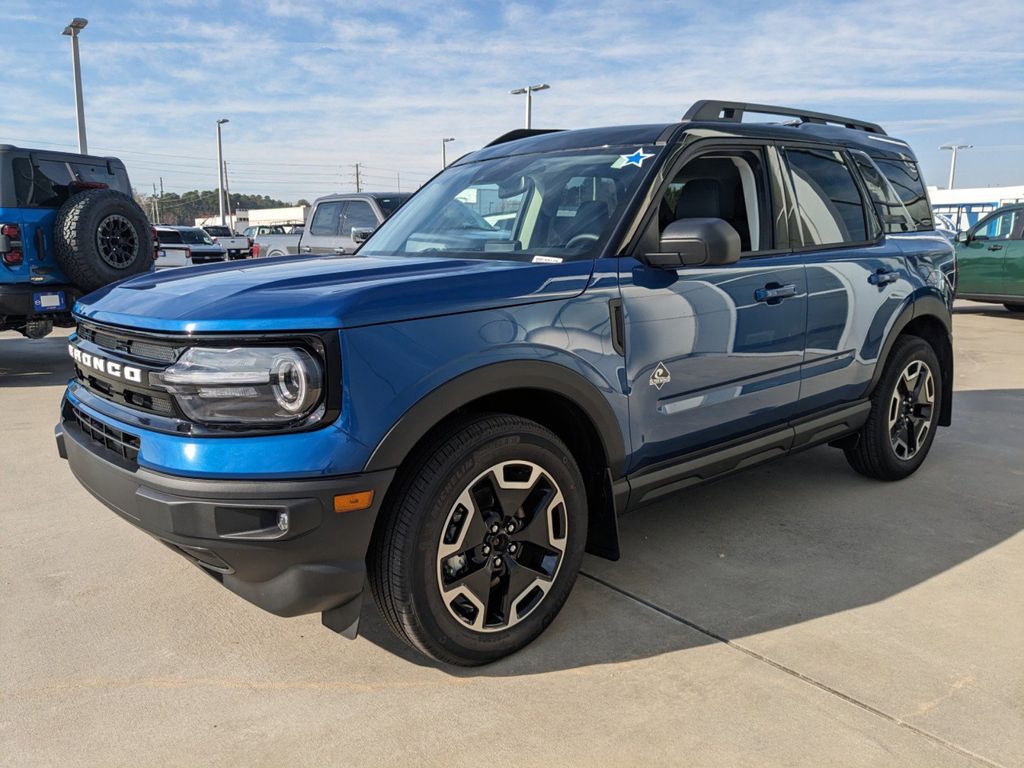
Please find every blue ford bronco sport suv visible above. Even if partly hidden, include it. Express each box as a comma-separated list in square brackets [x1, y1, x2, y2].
[56, 101, 955, 665]
[0, 145, 153, 338]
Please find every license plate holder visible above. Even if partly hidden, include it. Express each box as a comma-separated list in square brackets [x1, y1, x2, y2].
[33, 291, 66, 312]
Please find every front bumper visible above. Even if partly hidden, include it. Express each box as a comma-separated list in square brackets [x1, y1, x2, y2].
[56, 417, 394, 636]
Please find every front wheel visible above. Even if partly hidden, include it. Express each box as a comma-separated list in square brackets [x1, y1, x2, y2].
[844, 335, 942, 481]
[368, 413, 587, 665]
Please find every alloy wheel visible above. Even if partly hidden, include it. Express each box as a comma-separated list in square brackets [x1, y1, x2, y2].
[888, 359, 935, 461]
[96, 214, 139, 268]
[436, 460, 568, 633]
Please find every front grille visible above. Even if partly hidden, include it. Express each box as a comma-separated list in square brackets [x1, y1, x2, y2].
[64, 400, 141, 464]
[77, 322, 178, 364]
[79, 372, 176, 415]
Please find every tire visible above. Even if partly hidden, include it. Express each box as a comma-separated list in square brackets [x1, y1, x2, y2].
[54, 189, 153, 292]
[368, 413, 587, 666]
[844, 335, 942, 481]
[1004, 303, 1024, 313]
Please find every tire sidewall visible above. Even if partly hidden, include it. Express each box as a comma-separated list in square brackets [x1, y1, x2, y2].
[403, 425, 588, 664]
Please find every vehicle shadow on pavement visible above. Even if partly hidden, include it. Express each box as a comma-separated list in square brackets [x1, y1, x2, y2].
[0, 333, 74, 388]
[362, 387, 1024, 676]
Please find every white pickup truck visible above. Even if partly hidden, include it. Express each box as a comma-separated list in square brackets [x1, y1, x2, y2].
[202, 225, 252, 260]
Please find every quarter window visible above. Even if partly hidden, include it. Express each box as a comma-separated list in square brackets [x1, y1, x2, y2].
[850, 151, 915, 234]
[786, 148, 869, 245]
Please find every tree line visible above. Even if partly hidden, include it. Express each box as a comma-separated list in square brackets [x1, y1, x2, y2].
[136, 189, 311, 226]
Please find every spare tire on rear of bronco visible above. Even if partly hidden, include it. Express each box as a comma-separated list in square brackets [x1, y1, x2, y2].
[55, 189, 153, 292]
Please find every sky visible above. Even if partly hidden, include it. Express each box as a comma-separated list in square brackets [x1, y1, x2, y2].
[0, 0, 1022, 206]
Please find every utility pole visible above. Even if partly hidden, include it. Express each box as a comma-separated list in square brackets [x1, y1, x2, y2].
[152, 183, 160, 223]
[939, 144, 972, 189]
[509, 84, 550, 129]
[441, 137, 455, 169]
[216, 118, 229, 225]
[61, 18, 89, 153]
[396, 171, 401, 192]
[354, 163, 362, 193]
[223, 161, 234, 230]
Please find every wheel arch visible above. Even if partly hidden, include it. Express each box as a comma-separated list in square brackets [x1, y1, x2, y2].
[871, 297, 953, 427]
[364, 360, 626, 561]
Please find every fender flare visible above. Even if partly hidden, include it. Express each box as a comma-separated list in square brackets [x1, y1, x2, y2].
[363, 360, 627, 477]
[869, 295, 953, 425]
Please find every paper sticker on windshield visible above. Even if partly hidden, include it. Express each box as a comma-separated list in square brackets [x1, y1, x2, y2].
[614, 148, 655, 169]
[532, 255, 563, 264]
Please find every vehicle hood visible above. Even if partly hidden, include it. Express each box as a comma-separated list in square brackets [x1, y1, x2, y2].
[74, 254, 594, 332]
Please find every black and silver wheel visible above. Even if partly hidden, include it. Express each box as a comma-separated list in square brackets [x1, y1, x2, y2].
[844, 335, 942, 481]
[369, 413, 587, 665]
[95, 213, 140, 268]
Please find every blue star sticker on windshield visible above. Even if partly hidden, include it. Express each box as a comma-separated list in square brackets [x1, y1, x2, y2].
[620, 148, 655, 167]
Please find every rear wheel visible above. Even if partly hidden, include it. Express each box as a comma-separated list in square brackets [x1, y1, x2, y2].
[844, 335, 942, 481]
[368, 413, 587, 665]
[1004, 303, 1024, 313]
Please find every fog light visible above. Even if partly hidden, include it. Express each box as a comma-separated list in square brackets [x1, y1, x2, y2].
[277, 511, 290, 533]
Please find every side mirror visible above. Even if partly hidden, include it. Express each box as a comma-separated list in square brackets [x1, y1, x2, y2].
[644, 218, 741, 269]
[351, 227, 374, 245]
[955, 231, 970, 244]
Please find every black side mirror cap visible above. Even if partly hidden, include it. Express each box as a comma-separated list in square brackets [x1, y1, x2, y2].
[644, 218, 741, 269]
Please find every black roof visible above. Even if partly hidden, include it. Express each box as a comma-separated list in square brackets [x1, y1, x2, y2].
[462, 100, 917, 165]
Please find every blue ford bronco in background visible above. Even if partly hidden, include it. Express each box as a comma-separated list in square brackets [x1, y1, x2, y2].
[56, 101, 956, 665]
[0, 145, 153, 338]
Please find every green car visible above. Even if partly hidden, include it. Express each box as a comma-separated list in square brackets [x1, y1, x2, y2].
[955, 203, 1024, 312]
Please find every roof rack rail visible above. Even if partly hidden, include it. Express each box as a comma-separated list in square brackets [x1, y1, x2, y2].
[682, 100, 886, 136]
[485, 128, 564, 147]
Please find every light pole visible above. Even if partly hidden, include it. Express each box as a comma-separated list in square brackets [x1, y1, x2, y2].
[61, 17, 89, 154]
[216, 118, 229, 226]
[441, 137, 455, 169]
[939, 143, 972, 189]
[509, 84, 550, 129]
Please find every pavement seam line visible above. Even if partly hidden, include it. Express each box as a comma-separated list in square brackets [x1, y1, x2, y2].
[578, 570, 1006, 768]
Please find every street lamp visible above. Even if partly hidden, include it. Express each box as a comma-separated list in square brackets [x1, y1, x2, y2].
[509, 84, 550, 129]
[61, 17, 89, 154]
[441, 137, 455, 169]
[939, 143, 972, 189]
[216, 118, 229, 226]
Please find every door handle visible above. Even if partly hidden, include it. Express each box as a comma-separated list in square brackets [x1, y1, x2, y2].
[868, 268, 899, 286]
[333, 247, 347, 255]
[987, 244, 1003, 251]
[754, 283, 798, 303]
[301, 245, 312, 253]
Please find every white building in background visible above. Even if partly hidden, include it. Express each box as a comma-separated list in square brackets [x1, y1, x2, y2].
[928, 184, 1024, 230]
[194, 206, 308, 232]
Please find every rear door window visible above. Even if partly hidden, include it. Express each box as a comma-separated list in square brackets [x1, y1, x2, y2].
[156, 230, 183, 244]
[11, 156, 129, 208]
[785, 148, 869, 245]
[340, 200, 378, 235]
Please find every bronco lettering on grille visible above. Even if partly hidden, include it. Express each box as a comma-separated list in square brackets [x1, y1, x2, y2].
[68, 344, 142, 383]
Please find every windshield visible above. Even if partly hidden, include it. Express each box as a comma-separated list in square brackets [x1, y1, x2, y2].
[359, 147, 660, 261]
[180, 228, 215, 245]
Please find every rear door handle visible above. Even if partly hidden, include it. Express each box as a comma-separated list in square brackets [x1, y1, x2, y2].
[301, 245, 312, 253]
[987, 244, 1003, 251]
[868, 268, 899, 285]
[754, 283, 798, 303]
[333, 247, 347, 255]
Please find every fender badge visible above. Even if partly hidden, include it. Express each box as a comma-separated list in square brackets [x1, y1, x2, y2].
[649, 362, 671, 390]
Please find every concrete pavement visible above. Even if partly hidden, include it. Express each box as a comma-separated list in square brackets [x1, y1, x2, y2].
[1, 301, 1021, 767]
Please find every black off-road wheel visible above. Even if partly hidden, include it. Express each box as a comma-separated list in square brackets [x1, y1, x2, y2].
[368, 413, 587, 666]
[844, 335, 942, 481]
[54, 189, 153, 292]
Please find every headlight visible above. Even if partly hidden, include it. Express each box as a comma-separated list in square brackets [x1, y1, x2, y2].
[155, 346, 324, 426]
